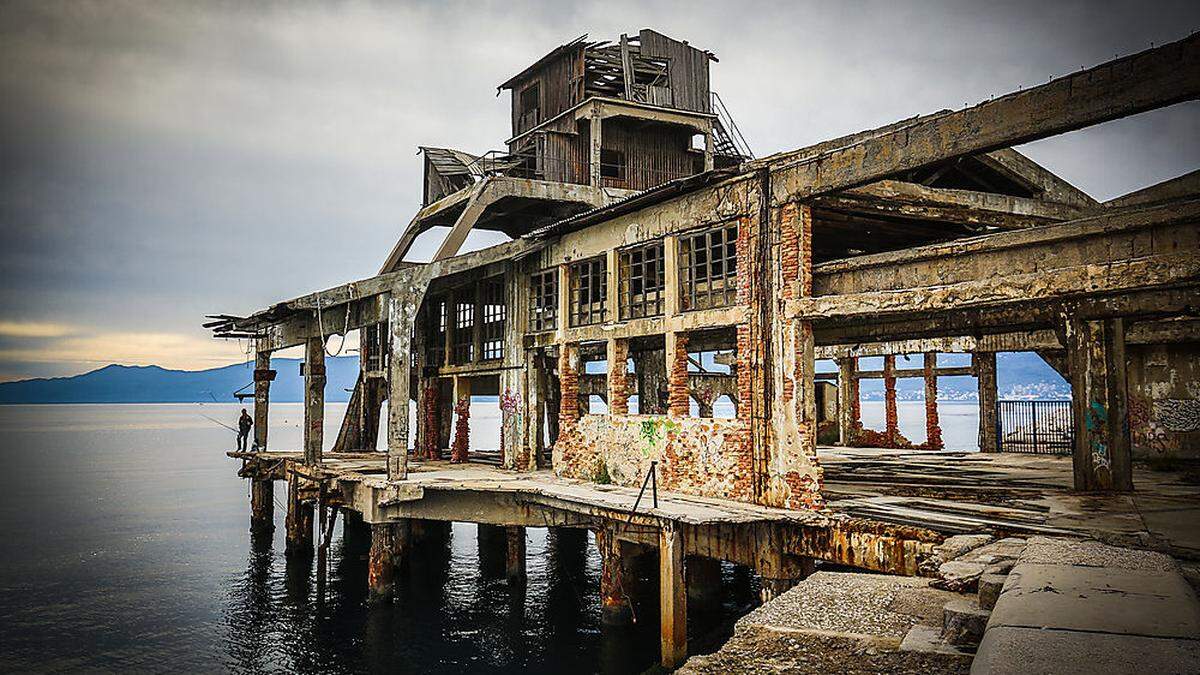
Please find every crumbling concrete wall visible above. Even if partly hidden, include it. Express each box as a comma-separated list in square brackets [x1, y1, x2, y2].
[552, 413, 754, 501]
[1127, 342, 1200, 459]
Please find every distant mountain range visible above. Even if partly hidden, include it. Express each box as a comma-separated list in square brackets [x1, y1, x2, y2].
[0, 352, 1069, 404]
[0, 356, 360, 404]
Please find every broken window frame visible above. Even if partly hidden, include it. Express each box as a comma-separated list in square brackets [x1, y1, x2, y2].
[423, 297, 447, 367]
[600, 148, 626, 181]
[569, 256, 608, 327]
[519, 82, 541, 129]
[480, 277, 506, 361]
[619, 240, 665, 320]
[529, 268, 558, 332]
[679, 221, 739, 311]
[451, 291, 475, 364]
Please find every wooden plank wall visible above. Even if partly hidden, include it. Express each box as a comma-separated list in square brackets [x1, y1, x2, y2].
[510, 47, 585, 137]
[639, 29, 711, 113]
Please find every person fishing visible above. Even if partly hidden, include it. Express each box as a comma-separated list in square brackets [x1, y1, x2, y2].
[237, 409, 253, 451]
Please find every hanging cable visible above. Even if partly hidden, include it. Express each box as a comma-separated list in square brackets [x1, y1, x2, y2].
[315, 282, 355, 358]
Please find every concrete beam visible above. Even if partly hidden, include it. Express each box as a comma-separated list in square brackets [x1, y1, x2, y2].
[763, 33, 1200, 205]
[816, 179, 1093, 229]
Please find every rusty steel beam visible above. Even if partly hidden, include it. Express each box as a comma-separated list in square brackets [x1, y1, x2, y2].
[764, 33, 1200, 205]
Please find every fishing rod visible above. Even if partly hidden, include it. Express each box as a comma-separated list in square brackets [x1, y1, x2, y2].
[198, 411, 238, 433]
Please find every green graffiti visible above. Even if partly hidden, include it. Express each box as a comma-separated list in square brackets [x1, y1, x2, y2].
[638, 418, 681, 457]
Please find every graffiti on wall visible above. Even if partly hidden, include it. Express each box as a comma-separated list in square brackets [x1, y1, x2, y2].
[1084, 400, 1111, 475]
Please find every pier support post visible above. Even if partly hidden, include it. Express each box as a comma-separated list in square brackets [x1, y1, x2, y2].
[687, 555, 722, 616]
[285, 471, 313, 557]
[659, 524, 687, 669]
[253, 347, 274, 451]
[975, 352, 998, 452]
[760, 556, 816, 602]
[1065, 316, 1132, 492]
[250, 479, 274, 534]
[303, 337, 325, 466]
[506, 526, 527, 586]
[596, 528, 631, 625]
[477, 523, 506, 578]
[368, 521, 408, 602]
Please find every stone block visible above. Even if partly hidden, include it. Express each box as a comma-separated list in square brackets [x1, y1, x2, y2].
[977, 573, 1007, 610]
[990, 563, 1200, 639]
[933, 560, 986, 592]
[971, 626, 1200, 675]
[941, 598, 990, 646]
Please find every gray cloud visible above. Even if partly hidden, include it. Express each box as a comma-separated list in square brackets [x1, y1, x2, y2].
[1, 0, 1197, 379]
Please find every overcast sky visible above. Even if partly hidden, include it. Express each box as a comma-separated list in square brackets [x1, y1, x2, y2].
[0, 0, 1197, 381]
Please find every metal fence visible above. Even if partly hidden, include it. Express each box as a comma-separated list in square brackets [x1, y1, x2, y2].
[997, 400, 1073, 455]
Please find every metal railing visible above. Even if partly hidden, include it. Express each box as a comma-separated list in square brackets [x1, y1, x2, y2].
[997, 400, 1073, 455]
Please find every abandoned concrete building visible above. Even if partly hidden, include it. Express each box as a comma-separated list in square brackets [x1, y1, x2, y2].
[208, 30, 1200, 670]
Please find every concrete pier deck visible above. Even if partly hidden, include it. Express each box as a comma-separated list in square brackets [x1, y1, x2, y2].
[820, 447, 1200, 559]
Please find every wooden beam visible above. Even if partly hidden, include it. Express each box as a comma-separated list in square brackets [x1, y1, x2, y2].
[763, 33, 1200, 205]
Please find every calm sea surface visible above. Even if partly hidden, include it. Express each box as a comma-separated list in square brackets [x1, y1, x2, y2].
[0, 402, 781, 674]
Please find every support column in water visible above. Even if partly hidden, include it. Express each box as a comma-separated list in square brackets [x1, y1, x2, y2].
[505, 526, 527, 586]
[284, 471, 313, 557]
[596, 527, 631, 626]
[250, 479, 274, 534]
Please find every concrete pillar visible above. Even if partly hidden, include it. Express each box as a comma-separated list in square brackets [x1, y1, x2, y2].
[596, 528, 631, 625]
[589, 103, 602, 188]
[477, 523, 506, 578]
[975, 352, 998, 453]
[341, 509, 371, 555]
[666, 331, 690, 418]
[368, 522, 403, 603]
[659, 524, 687, 669]
[836, 356, 857, 445]
[607, 338, 630, 415]
[388, 295, 414, 479]
[506, 526, 527, 586]
[687, 555, 722, 615]
[760, 556, 816, 602]
[883, 354, 898, 445]
[285, 471, 313, 557]
[923, 352, 944, 450]
[253, 348, 274, 451]
[1065, 316, 1132, 491]
[303, 337, 325, 466]
[250, 479, 274, 534]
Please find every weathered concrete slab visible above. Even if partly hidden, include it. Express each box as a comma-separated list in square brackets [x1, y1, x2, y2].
[740, 571, 951, 638]
[971, 626, 1200, 675]
[989, 563, 1200, 638]
[1021, 535, 1179, 572]
[682, 570, 970, 674]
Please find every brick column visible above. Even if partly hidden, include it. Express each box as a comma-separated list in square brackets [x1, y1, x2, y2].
[558, 342, 580, 427]
[923, 352, 944, 450]
[883, 355, 899, 445]
[667, 332, 690, 417]
[607, 338, 629, 415]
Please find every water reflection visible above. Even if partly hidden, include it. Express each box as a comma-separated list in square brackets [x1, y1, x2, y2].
[223, 520, 757, 674]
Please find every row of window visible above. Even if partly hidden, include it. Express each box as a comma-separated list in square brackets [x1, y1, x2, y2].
[426, 278, 507, 365]
[529, 222, 739, 331]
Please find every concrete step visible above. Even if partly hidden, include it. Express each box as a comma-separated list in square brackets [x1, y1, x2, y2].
[977, 573, 1007, 610]
[941, 597, 990, 646]
[899, 624, 976, 658]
